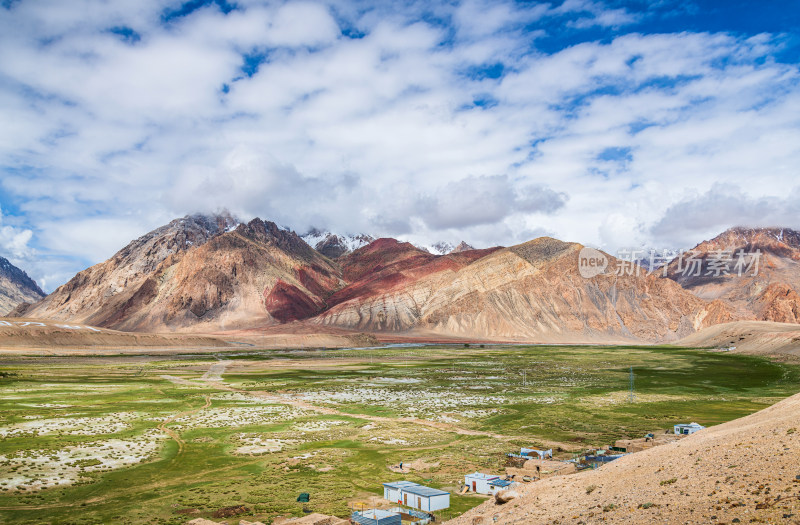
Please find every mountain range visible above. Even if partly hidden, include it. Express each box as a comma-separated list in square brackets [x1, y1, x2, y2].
[6, 213, 800, 342]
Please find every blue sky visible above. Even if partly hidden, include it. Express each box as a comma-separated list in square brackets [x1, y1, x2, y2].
[1, 0, 799, 291]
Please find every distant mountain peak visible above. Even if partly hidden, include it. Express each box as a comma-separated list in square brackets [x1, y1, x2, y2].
[712, 226, 800, 250]
[0, 256, 45, 315]
[415, 240, 476, 255]
[663, 225, 800, 325]
[301, 229, 375, 259]
[451, 241, 475, 253]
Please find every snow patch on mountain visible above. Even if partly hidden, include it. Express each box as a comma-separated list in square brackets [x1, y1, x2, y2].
[301, 229, 375, 259]
[415, 242, 454, 255]
[415, 241, 475, 255]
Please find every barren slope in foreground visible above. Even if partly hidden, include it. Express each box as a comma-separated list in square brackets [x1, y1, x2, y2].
[447, 390, 800, 525]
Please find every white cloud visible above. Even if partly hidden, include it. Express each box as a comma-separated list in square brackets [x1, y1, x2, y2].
[650, 184, 800, 247]
[266, 1, 341, 47]
[0, 209, 34, 261]
[0, 0, 799, 289]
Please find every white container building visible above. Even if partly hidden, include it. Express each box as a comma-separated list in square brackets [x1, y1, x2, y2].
[382, 481, 450, 512]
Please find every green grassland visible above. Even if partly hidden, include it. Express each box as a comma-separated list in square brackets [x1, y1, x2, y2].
[0, 345, 798, 524]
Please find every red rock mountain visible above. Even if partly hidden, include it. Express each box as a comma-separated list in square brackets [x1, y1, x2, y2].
[316, 237, 729, 342]
[0, 256, 44, 315]
[663, 227, 800, 324]
[18, 215, 770, 342]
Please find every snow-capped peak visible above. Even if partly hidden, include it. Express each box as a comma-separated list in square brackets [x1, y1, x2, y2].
[415, 241, 454, 255]
[301, 229, 375, 259]
[415, 241, 475, 255]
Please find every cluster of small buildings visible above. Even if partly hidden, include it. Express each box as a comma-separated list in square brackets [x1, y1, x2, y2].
[278, 423, 708, 525]
[570, 422, 708, 469]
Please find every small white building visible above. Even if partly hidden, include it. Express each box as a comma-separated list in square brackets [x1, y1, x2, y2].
[674, 422, 705, 435]
[465, 472, 499, 494]
[383, 481, 450, 512]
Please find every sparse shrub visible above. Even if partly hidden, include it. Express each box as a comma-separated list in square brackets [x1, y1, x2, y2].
[586, 484, 597, 494]
[660, 478, 677, 486]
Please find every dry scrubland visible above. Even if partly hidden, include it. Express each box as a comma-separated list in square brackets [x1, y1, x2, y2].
[0, 344, 798, 524]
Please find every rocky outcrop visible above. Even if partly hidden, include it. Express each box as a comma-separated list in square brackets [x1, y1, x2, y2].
[0, 256, 44, 315]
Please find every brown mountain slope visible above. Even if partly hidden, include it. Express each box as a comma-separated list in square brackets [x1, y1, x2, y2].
[446, 390, 800, 525]
[316, 237, 729, 342]
[15, 213, 238, 324]
[0, 256, 44, 315]
[144, 218, 343, 331]
[319, 239, 502, 331]
[664, 227, 800, 323]
[17, 216, 344, 332]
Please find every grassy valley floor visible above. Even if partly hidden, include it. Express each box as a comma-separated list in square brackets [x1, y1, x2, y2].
[0, 345, 798, 524]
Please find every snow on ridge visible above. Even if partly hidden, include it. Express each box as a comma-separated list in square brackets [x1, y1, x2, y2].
[300, 229, 375, 254]
[415, 241, 454, 255]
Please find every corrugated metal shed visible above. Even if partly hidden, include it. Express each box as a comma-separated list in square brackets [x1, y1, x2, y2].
[383, 480, 420, 490]
[401, 485, 449, 497]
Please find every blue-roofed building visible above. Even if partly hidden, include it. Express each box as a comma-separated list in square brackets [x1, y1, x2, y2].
[382, 481, 450, 512]
[487, 478, 517, 495]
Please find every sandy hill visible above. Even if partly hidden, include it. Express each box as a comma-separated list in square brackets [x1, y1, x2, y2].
[447, 391, 800, 525]
[676, 320, 800, 359]
[0, 317, 228, 353]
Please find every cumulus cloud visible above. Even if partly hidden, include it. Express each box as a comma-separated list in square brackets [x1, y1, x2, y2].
[0, 0, 799, 289]
[650, 184, 800, 247]
[414, 175, 567, 230]
[0, 208, 34, 261]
